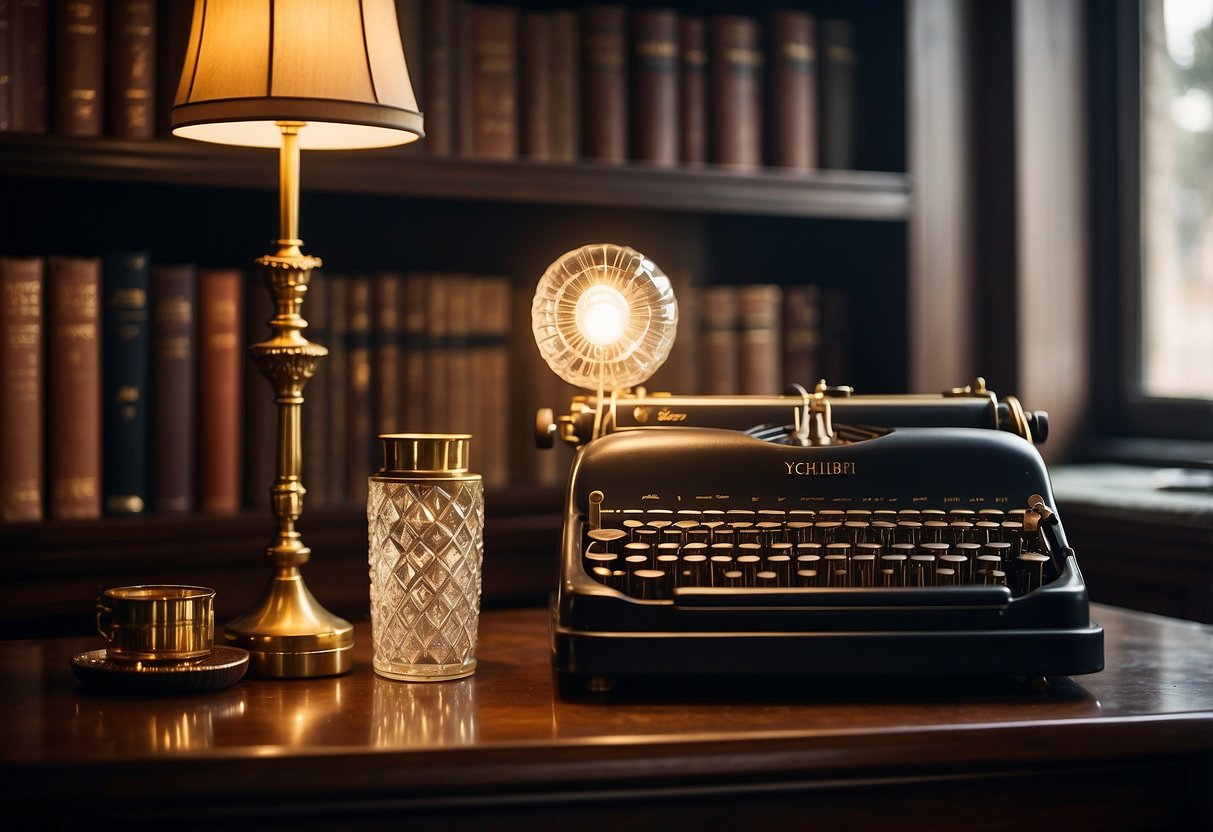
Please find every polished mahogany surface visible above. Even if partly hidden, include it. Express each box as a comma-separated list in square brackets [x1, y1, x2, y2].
[3, 604, 1212, 830]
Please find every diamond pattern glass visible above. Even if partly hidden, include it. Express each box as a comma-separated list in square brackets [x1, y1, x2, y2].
[368, 477, 484, 680]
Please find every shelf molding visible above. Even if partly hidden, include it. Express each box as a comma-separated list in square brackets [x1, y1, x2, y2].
[0, 133, 911, 221]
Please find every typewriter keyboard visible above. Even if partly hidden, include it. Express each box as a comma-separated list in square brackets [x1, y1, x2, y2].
[582, 506, 1058, 600]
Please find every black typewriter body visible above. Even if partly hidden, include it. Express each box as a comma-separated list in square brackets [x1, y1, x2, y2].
[550, 403, 1104, 696]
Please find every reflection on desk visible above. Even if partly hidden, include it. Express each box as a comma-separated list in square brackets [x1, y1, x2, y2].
[1, 605, 1211, 831]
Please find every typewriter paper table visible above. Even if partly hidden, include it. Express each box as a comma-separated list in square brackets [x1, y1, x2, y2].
[3, 605, 1210, 831]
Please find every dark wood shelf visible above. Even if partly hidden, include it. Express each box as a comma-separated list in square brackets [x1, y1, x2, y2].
[0, 133, 911, 221]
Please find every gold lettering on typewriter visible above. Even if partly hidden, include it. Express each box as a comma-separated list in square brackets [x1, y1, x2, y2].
[784, 461, 856, 476]
[656, 408, 687, 422]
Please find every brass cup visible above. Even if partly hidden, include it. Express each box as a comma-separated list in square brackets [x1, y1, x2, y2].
[95, 585, 216, 663]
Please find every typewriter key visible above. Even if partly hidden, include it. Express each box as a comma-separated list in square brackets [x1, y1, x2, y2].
[922, 521, 949, 544]
[755, 570, 779, 587]
[896, 520, 922, 546]
[815, 521, 843, 545]
[766, 553, 793, 584]
[737, 551, 762, 585]
[624, 542, 653, 568]
[679, 553, 709, 587]
[974, 521, 1002, 543]
[935, 567, 958, 586]
[983, 541, 1013, 570]
[587, 528, 627, 551]
[853, 552, 877, 587]
[722, 570, 744, 588]
[631, 569, 667, 600]
[940, 552, 968, 583]
[870, 521, 897, 547]
[1016, 552, 1051, 594]
[909, 553, 936, 587]
[949, 521, 975, 544]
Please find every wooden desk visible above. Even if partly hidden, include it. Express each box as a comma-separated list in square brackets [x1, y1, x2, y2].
[2, 605, 1211, 831]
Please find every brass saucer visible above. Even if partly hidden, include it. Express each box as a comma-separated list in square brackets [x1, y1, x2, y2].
[71, 646, 249, 695]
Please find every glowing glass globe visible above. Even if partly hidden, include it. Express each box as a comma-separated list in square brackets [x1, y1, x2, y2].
[532, 243, 678, 390]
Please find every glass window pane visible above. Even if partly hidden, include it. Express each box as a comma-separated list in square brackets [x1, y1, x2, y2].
[1141, 0, 1213, 400]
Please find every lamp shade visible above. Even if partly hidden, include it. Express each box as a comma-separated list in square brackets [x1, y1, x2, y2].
[171, 0, 424, 149]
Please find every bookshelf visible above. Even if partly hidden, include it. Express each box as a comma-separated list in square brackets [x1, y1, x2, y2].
[1, 0, 977, 637]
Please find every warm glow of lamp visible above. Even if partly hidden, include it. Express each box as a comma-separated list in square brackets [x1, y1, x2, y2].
[170, 0, 423, 679]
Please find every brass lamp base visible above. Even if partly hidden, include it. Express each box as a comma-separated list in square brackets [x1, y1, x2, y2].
[224, 567, 354, 678]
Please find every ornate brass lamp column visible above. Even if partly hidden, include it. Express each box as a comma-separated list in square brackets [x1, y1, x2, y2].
[222, 121, 351, 677]
[169, 0, 424, 677]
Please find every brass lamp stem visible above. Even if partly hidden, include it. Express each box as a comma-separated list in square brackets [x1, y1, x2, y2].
[222, 121, 354, 678]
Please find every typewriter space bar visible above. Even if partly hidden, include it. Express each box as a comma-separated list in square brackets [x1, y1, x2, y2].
[673, 586, 1012, 610]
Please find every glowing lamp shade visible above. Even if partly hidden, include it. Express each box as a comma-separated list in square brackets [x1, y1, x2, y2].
[532, 244, 678, 390]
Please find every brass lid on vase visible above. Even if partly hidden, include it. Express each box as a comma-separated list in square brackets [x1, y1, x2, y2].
[379, 434, 473, 477]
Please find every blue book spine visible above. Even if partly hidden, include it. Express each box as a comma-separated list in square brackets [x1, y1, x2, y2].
[102, 251, 151, 514]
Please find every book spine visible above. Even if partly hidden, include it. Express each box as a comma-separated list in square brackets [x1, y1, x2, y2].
[769, 10, 816, 171]
[548, 9, 578, 162]
[1, 0, 11, 130]
[630, 8, 678, 166]
[324, 272, 348, 505]
[373, 270, 402, 436]
[470, 276, 510, 488]
[400, 272, 427, 432]
[736, 284, 783, 395]
[519, 11, 550, 160]
[678, 16, 707, 167]
[53, 0, 104, 136]
[0, 256, 44, 522]
[424, 274, 449, 432]
[47, 255, 101, 519]
[300, 269, 328, 509]
[11, 0, 49, 133]
[581, 4, 627, 163]
[454, 0, 473, 157]
[818, 18, 855, 170]
[148, 262, 194, 513]
[345, 275, 372, 504]
[106, 0, 154, 139]
[445, 273, 473, 435]
[101, 250, 150, 515]
[467, 4, 518, 160]
[423, 0, 454, 156]
[196, 268, 242, 515]
[781, 283, 821, 389]
[710, 15, 763, 170]
[395, 0, 424, 158]
[697, 285, 738, 395]
[154, 0, 190, 137]
[241, 270, 274, 511]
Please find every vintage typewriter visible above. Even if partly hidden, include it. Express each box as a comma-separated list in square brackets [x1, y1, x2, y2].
[531, 245, 1104, 696]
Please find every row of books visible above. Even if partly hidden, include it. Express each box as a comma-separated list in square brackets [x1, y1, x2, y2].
[0, 1, 858, 171]
[0, 255, 519, 523]
[410, 2, 856, 170]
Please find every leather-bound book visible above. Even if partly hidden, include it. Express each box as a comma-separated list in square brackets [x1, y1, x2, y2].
[519, 11, 550, 160]
[736, 284, 783, 395]
[769, 10, 816, 171]
[47, 255, 101, 519]
[400, 272, 427, 432]
[424, 274, 450, 432]
[101, 251, 150, 515]
[373, 270, 402, 436]
[445, 273, 473, 436]
[345, 275, 372, 504]
[0, 256, 44, 522]
[464, 4, 517, 159]
[678, 16, 707, 167]
[148, 262, 195, 514]
[469, 276, 510, 488]
[548, 9, 578, 161]
[324, 273, 348, 505]
[53, 0, 104, 136]
[106, 0, 154, 139]
[781, 283, 821, 389]
[9, 0, 49, 133]
[710, 15, 763, 170]
[581, 4, 627, 163]
[300, 269, 328, 510]
[698, 285, 738, 395]
[423, 0, 454, 156]
[196, 268, 242, 515]
[241, 271, 274, 511]
[630, 8, 678, 166]
[818, 18, 855, 170]
[2, 0, 13, 130]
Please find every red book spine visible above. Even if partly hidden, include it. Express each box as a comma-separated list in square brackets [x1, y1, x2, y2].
[47, 255, 101, 519]
[581, 4, 627, 163]
[11, 0, 50, 133]
[196, 268, 242, 515]
[106, 0, 154, 139]
[679, 16, 707, 167]
[630, 8, 678, 166]
[53, 0, 104, 136]
[0, 256, 44, 522]
[710, 15, 763, 170]
[769, 10, 816, 170]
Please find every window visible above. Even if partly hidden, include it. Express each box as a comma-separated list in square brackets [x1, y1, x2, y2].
[1091, 0, 1213, 442]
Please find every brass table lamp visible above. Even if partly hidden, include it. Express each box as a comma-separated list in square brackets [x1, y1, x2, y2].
[170, 0, 424, 677]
